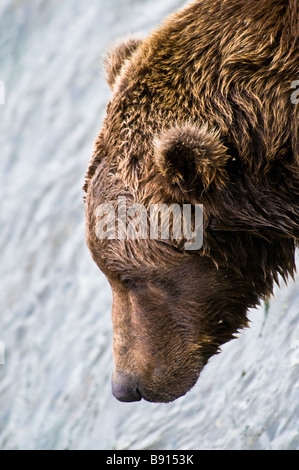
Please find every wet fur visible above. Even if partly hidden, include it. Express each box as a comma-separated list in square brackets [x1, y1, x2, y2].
[84, 0, 299, 402]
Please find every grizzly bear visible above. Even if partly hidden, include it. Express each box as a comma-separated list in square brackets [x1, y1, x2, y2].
[84, 0, 299, 403]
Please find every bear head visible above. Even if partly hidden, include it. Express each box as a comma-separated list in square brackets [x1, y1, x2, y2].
[84, 3, 298, 403]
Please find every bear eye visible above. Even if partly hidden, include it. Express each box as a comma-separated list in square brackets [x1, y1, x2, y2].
[119, 275, 139, 291]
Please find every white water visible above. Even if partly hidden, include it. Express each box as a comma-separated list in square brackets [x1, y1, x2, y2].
[0, 0, 298, 450]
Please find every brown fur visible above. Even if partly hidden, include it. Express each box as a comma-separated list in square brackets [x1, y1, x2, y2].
[104, 37, 143, 89]
[154, 123, 230, 197]
[84, 0, 299, 403]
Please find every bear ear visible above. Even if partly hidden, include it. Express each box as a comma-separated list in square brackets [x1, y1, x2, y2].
[154, 123, 231, 201]
[104, 37, 143, 89]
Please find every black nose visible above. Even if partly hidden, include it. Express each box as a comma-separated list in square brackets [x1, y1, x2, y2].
[112, 373, 142, 402]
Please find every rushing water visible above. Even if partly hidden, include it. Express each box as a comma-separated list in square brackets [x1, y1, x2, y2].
[0, 0, 298, 450]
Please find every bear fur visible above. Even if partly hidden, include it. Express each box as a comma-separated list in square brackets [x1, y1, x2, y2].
[84, 0, 299, 403]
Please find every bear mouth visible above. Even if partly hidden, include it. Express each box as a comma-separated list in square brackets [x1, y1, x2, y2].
[136, 383, 198, 403]
[111, 371, 200, 403]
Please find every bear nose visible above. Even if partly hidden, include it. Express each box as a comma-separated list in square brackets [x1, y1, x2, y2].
[111, 373, 142, 402]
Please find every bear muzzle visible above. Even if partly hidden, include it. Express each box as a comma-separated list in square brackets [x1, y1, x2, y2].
[111, 366, 202, 403]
